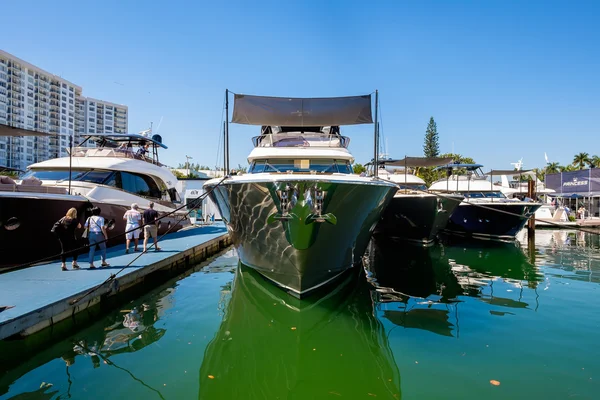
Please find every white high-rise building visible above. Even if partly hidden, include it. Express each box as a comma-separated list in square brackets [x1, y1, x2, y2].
[80, 97, 128, 137]
[0, 50, 128, 170]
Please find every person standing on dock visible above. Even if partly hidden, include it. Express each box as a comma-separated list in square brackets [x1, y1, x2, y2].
[123, 203, 142, 254]
[142, 202, 161, 252]
[85, 207, 110, 269]
[55, 207, 82, 271]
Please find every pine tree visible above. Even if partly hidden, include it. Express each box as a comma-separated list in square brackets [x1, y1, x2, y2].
[423, 117, 440, 158]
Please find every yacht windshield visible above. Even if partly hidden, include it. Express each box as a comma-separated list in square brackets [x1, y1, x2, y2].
[249, 159, 352, 174]
[399, 184, 428, 191]
[22, 169, 114, 184]
[21, 170, 73, 181]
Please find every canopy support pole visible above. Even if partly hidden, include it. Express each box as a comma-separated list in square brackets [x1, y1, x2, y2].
[68, 135, 73, 195]
[223, 121, 227, 177]
[225, 89, 230, 175]
[373, 90, 379, 177]
[404, 156, 407, 194]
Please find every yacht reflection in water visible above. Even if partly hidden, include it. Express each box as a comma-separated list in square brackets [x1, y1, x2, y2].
[364, 237, 542, 337]
[199, 264, 401, 399]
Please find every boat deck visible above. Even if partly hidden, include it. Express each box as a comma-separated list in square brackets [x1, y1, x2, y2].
[0, 223, 230, 340]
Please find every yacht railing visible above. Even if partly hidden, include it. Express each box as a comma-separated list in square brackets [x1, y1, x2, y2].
[67, 146, 162, 166]
[251, 133, 350, 149]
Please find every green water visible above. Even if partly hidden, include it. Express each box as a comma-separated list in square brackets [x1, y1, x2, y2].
[2, 229, 600, 399]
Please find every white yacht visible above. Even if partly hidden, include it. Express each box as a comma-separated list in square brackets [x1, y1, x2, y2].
[428, 163, 541, 241]
[204, 94, 398, 297]
[370, 157, 461, 245]
[0, 133, 188, 268]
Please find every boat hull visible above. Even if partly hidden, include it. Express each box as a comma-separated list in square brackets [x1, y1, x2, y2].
[375, 193, 461, 245]
[206, 176, 396, 297]
[0, 192, 187, 270]
[444, 201, 541, 241]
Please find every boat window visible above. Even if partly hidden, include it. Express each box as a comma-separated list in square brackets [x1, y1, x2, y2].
[399, 184, 427, 191]
[168, 187, 181, 203]
[104, 171, 120, 188]
[74, 170, 115, 184]
[464, 192, 485, 198]
[483, 192, 506, 198]
[21, 169, 75, 181]
[250, 162, 265, 173]
[249, 159, 352, 174]
[121, 172, 152, 197]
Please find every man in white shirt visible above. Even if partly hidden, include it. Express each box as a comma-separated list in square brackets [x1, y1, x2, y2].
[123, 203, 142, 253]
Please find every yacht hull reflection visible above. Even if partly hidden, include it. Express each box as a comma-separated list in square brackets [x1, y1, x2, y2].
[206, 177, 396, 297]
[198, 264, 401, 399]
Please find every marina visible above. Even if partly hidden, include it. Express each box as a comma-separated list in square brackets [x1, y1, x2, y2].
[2, 230, 600, 399]
[2, 2, 599, 397]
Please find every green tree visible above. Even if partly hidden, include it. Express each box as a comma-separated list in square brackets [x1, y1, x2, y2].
[237, 163, 248, 174]
[423, 117, 440, 158]
[545, 162, 560, 174]
[560, 164, 575, 172]
[353, 163, 366, 175]
[573, 152, 590, 170]
[587, 155, 600, 168]
[172, 169, 185, 178]
[533, 167, 545, 182]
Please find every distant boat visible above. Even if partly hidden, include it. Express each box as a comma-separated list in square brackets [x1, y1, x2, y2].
[428, 164, 541, 241]
[369, 156, 462, 245]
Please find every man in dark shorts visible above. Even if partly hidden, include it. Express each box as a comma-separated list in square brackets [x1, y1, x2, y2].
[142, 202, 161, 252]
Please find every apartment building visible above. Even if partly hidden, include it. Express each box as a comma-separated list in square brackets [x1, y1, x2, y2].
[80, 97, 128, 137]
[0, 50, 128, 170]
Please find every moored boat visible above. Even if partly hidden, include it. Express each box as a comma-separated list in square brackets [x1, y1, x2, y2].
[205, 93, 398, 297]
[428, 163, 541, 241]
[0, 133, 188, 269]
[371, 156, 462, 245]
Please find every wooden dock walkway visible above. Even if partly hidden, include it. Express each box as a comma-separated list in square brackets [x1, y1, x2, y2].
[0, 224, 230, 341]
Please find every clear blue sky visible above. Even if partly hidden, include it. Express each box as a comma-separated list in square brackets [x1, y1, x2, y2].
[3, 0, 599, 171]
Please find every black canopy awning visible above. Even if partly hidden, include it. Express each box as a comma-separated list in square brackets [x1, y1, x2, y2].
[0, 165, 23, 173]
[232, 94, 373, 126]
[0, 124, 54, 137]
[485, 169, 536, 177]
[386, 157, 455, 168]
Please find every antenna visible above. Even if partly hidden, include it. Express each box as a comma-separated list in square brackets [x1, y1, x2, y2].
[155, 116, 164, 135]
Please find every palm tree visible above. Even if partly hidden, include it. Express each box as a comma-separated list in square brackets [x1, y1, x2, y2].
[545, 162, 560, 174]
[587, 155, 600, 168]
[573, 152, 590, 170]
[560, 164, 576, 172]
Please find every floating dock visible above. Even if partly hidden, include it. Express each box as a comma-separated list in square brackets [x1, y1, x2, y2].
[0, 224, 230, 341]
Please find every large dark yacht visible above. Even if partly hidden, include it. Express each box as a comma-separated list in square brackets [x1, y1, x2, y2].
[428, 163, 541, 241]
[0, 133, 188, 269]
[371, 157, 461, 245]
[204, 93, 398, 297]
